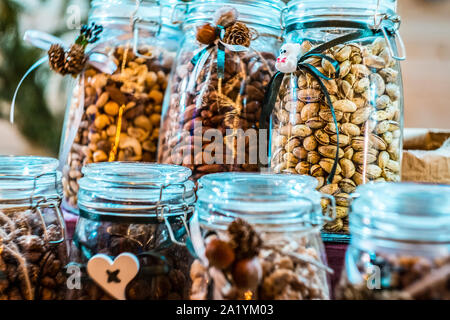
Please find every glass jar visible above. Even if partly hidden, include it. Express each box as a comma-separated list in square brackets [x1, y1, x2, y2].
[189, 172, 335, 300]
[0, 156, 67, 300]
[336, 183, 450, 300]
[268, 0, 405, 237]
[60, 0, 182, 213]
[158, 0, 284, 181]
[67, 162, 195, 300]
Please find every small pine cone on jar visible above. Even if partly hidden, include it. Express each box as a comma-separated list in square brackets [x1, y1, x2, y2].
[64, 44, 86, 75]
[48, 44, 67, 75]
[223, 22, 251, 47]
[196, 23, 218, 45]
[227, 218, 262, 259]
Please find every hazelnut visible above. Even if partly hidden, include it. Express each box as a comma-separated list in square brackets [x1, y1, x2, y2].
[196, 23, 218, 45]
[205, 238, 235, 269]
[104, 101, 120, 116]
[232, 257, 262, 289]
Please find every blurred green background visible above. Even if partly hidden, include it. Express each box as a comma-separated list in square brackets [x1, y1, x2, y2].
[0, 0, 449, 157]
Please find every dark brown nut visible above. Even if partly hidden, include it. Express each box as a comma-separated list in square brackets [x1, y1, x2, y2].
[205, 238, 235, 270]
[232, 257, 262, 289]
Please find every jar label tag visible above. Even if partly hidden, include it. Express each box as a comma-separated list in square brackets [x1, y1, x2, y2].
[87, 253, 140, 300]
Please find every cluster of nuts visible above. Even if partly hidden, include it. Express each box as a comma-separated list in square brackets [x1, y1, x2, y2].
[158, 47, 276, 180]
[336, 253, 450, 300]
[62, 45, 174, 208]
[190, 219, 329, 300]
[271, 37, 402, 233]
[67, 219, 192, 300]
[0, 209, 66, 300]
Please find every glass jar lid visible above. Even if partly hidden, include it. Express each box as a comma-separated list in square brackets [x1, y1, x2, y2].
[182, 0, 285, 30]
[0, 156, 61, 208]
[78, 162, 195, 221]
[350, 183, 450, 244]
[285, 0, 397, 27]
[196, 172, 329, 232]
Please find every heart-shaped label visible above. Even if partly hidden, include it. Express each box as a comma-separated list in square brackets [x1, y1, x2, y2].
[87, 253, 140, 300]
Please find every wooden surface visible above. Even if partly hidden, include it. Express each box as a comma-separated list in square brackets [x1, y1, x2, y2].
[399, 0, 450, 129]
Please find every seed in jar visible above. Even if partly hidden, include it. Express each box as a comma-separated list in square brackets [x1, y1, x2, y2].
[320, 183, 340, 195]
[296, 161, 310, 175]
[292, 124, 312, 138]
[303, 136, 318, 151]
[319, 158, 341, 175]
[340, 158, 355, 179]
[333, 99, 357, 113]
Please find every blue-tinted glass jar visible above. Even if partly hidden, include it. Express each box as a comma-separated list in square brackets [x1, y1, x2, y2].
[0, 156, 66, 300]
[269, 0, 405, 238]
[189, 172, 335, 300]
[337, 183, 450, 300]
[67, 163, 195, 300]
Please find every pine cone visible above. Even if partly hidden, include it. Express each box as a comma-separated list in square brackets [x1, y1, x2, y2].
[227, 218, 262, 259]
[64, 44, 86, 75]
[223, 22, 251, 47]
[48, 44, 67, 75]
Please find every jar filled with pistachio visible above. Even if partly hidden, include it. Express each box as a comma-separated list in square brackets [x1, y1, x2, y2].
[336, 183, 450, 300]
[265, 0, 406, 238]
[189, 173, 335, 300]
[59, 0, 182, 213]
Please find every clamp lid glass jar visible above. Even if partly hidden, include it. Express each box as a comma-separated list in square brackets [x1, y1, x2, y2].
[67, 163, 195, 300]
[268, 0, 405, 237]
[0, 156, 66, 300]
[336, 183, 450, 300]
[158, 0, 284, 181]
[60, 0, 183, 213]
[189, 172, 335, 300]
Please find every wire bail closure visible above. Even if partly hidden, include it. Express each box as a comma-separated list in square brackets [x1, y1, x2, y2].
[131, 0, 163, 60]
[155, 182, 195, 247]
[29, 172, 66, 245]
[372, 10, 406, 61]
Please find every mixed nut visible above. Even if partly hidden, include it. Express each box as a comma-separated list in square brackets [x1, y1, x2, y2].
[271, 37, 402, 233]
[62, 45, 174, 209]
[0, 208, 66, 300]
[190, 219, 330, 300]
[158, 48, 276, 181]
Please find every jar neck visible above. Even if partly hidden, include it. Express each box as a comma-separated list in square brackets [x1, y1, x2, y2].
[78, 163, 195, 221]
[182, 0, 283, 37]
[285, 0, 398, 27]
[0, 156, 62, 210]
[195, 173, 325, 232]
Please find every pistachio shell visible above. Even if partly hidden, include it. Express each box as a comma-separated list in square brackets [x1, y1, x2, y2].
[318, 145, 344, 159]
[339, 178, 356, 193]
[335, 193, 351, 207]
[319, 158, 341, 175]
[303, 135, 318, 151]
[292, 124, 312, 138]
[295, 161, 310, 175]
[336, 206, 349, 218]
[340, 158, 356, 179]
[353, 151, 377, 165]
[319, 183, 340, 195]
[341, 123, 361, 136]
[334, 99, 357, 112]
[307, 151, 321, 164]
[314, 129, 330, 145]
[351, 107, 372, 125]
[292, 146, 307, 160]
[301, 103, 319, 122]
[363, 54, 386, 69]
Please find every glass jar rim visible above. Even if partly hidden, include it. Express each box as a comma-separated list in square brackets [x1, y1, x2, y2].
[195, 172, 326, 232]
[89, 0, 181, 30]
[182, 0, 285, 30]
[284, 0, 397, 28]
[350, 182, 450, 244]
[0, 156, 61, 206]
[78, 162, 195, 220]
